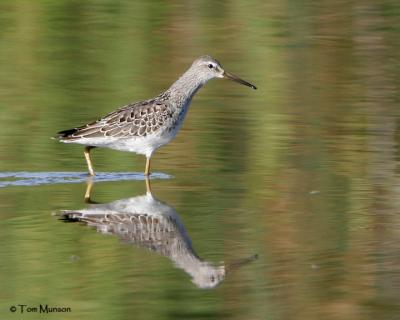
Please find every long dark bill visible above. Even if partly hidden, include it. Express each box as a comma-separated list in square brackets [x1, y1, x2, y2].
[223, 71, 257, 90]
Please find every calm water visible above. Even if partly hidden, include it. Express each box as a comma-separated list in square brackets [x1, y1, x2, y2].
[1, 1, 400, 319]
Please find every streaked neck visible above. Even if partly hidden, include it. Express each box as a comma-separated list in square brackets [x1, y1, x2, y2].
[168, 67, 206, 102]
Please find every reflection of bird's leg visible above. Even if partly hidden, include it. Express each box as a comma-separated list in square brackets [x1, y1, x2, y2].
[145, 176, 152, 194]
[84, 178, 98, 204]
[84, 146, 96, 176]
[144, 157, 151, 176]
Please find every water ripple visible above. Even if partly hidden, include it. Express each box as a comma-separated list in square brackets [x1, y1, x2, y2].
[0, 172, 172, 188]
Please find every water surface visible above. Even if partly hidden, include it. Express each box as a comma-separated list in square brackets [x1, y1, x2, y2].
[1, 1, 400, 319]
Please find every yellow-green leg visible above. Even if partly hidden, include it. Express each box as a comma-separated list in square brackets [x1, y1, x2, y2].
[84, 146, 95, 176]
[84, 178, 94, 203]
[144, 157, 151, 176]
[145, 176, 152, 194]
[84, 178, 98, 204]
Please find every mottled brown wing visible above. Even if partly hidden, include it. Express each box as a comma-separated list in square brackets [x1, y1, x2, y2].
[58, 99, 174, 140]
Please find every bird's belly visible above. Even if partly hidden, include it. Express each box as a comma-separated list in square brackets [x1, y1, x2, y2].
[122, 133, 175, 155]
[88, 130, 177, 157]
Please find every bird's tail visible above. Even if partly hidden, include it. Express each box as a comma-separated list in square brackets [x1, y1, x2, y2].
[53, 128, 78, 140]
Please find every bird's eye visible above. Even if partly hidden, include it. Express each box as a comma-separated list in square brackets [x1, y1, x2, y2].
[208, 64, 213, 69]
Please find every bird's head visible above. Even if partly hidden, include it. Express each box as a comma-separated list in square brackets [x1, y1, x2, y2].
[191, 55, 257, 90]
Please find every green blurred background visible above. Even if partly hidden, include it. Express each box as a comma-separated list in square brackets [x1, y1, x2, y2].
[1, 1, 400, 319]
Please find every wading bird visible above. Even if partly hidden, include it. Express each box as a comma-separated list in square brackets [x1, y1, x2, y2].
[56, 56, 256, 176]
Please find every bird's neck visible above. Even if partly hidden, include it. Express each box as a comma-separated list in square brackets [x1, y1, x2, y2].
[167, 67, 206, 104]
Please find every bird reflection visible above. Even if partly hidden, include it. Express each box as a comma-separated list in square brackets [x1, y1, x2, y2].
[60, 178, 257, 289]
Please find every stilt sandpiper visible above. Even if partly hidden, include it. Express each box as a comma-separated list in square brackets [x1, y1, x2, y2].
[56, 56, 256, 176]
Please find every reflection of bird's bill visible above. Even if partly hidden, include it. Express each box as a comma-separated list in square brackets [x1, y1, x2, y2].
[225, 254, 258, 273]
[223, 71, 257, 90]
